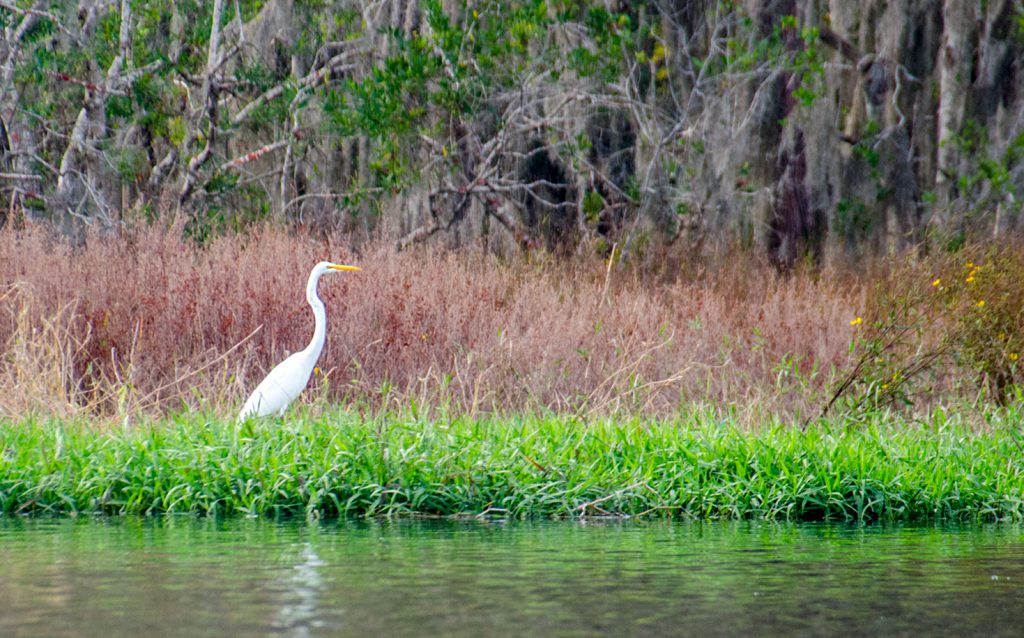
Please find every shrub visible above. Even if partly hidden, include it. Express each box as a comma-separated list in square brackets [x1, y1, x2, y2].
[825, 243, 1024, 417]
[938, 250, 1024, 404]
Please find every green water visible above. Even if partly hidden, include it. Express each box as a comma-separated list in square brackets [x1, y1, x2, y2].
[1, 518, 1022, 637]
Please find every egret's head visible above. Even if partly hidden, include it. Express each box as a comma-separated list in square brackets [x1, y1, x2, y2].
[307, 261, 360, 304]
[314, 261, 361, 276]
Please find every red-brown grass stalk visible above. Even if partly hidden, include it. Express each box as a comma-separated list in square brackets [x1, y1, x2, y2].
[0, 222, 865, 424]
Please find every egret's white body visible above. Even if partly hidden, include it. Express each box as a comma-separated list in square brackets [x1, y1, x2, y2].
[238, 261, 360, 419]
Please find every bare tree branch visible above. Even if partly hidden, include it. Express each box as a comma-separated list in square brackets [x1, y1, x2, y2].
[177, 0, 227, 205]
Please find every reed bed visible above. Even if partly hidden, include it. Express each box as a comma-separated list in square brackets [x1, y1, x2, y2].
[0, 223, 862, 423]
[2, 408, 1022, 522]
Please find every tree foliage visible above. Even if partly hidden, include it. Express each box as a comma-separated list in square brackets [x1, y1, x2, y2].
[1, 1, 1022, 261]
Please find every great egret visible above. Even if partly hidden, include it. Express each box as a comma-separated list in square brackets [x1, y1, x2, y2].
[238, 261, 361, 420]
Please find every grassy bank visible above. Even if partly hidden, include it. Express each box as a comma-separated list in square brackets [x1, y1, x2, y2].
[3, 409, 1023, 522]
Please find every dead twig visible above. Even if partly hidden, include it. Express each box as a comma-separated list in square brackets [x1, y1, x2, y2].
[576, 480, 654, 519]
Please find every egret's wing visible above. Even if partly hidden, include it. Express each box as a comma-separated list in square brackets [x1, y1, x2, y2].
[238, 352, 316, 418]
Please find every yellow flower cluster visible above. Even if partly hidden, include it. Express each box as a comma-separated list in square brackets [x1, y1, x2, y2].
[965, 261, 980, 284]
[651, 42, 667, 64]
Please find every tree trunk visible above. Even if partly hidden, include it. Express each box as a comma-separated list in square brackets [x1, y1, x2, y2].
[932, 0, 974, 235]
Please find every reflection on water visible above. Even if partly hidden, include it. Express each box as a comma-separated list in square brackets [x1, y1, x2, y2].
[273, 542, 326, 638]
[0, 517, 1022, 637]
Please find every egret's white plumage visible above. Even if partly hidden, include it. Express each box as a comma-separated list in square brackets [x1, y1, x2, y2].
[238, 261, 360, 420]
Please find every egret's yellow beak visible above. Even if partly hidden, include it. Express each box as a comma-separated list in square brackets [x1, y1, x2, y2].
[328, 264, 361, 271]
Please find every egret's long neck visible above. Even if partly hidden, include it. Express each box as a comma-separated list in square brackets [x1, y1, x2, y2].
[303, 270, 327, 356]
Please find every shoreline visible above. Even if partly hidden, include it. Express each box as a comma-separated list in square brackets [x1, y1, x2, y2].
[3, 408, 1022, 522]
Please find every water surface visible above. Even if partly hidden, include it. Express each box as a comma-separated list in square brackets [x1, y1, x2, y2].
[1, 517, 1022, 636]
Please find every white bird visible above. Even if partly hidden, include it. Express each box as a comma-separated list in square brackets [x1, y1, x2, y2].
[238, 261, 361, 420]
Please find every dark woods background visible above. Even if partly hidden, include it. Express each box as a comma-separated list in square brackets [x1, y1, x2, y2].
[1, 0, 1022, 266]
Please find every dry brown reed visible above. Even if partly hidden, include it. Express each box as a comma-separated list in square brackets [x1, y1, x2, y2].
[0, 223, 865, 423]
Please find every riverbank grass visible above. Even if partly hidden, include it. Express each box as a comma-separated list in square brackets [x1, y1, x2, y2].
[2, 408, 1023, 522]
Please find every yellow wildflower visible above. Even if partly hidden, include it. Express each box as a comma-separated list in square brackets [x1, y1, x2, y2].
[976, 300, 986, 308]
[932, 278, 941, 287]
[651, 42, 667, 65]
[965, 276, 974, 283]
[850, 317, 862, 326]
[1010, 353, 1019, 362]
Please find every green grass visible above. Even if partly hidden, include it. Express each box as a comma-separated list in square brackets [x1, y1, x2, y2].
[2, 408, 1023, 522]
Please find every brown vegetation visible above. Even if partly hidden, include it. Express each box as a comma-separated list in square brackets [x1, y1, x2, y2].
[0, 223, 870, 423]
